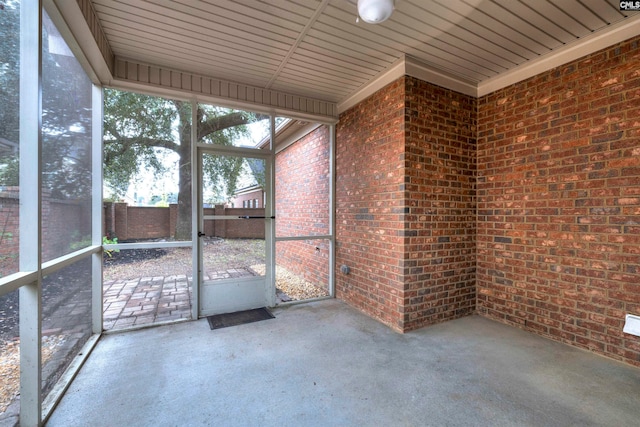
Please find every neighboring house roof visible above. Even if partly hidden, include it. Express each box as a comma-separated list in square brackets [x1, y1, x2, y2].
[232, 118, 322, 199]
[0, 137, 18, 155]
[245, 158, 265, 181]
[234, 185, 263, 196]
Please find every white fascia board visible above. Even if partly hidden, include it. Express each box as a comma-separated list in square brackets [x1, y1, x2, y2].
[275, 122, 323, 154]
[404, 57, 478, 97]
[337, 56, 407, 114]
[111, 58, 339, 123]
[49, 0, 113, 85]
[337, 55, 477, 114]
[478, 14, 640, 97]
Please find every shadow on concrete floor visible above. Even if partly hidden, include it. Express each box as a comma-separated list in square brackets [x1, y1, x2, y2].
[49, 299, 640, 427]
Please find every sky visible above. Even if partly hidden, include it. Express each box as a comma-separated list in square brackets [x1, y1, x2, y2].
[107, 120, 270, 205]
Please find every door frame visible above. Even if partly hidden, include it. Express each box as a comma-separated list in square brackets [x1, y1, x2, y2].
[193, 131, 276, 318]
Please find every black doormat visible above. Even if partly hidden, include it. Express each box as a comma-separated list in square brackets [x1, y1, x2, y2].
[207, 307, 274, 330]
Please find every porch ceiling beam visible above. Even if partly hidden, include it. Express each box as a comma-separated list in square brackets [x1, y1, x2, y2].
[264, 0, 331, 90]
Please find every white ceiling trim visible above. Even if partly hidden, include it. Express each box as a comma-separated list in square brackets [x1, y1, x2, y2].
[336, 55, 478, 113]
[338, 14, 640, 112]
[405, 58, 478, 97]
[275, 121, 323, 154]
[111, 57, 339, 123]
[337, 56, 406, 113]
[51, 0, 113, 84]
[53, 0, 640, 119]
[477, 14, 640, 97]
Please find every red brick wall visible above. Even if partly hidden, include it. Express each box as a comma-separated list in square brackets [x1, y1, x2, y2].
[403, 77, 477, 330]
[336, 79, 407, 331]
[41, 192, 92, 262]
[477, 35, 640, 366]
[336, 77, 477, 332]
[276, 125, 330, 238]
[233, 189, 264, 208]
[126, 206, 170, 239]
[275, 126, 330, 289]
[275, 125, 330, 286]
[104, 202, 169, 241]
[103, 203, 265, 240]
[209, 207, 265, 239]
[0, 189, 91, 273]
[0, 188, 19, 277]
[276, 239, 330, 291]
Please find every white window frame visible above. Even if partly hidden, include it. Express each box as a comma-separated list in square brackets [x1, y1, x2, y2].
[0, 3, 104, 424]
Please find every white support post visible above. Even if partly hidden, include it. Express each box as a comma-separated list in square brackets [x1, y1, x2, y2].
[266, 114, 276, 307]
[92, 84, 104, 334]
[191, 100, 199, 320]
[328, 124, 336, 297]
[19, 1, 43, 425]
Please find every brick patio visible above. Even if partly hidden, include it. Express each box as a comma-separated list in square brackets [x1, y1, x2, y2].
[103, 275, 193, 331]
[102, 268, 260, 331]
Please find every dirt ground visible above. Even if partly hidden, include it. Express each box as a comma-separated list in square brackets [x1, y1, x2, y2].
[103, 238, 329, 301]
[103, 238, 263, 281]
[0, 336, 63, 414]
[0, 260, 91, 419]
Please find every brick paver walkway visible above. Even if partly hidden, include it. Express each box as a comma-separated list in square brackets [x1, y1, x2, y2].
[103, 275, 192, 331]
[102, 268, 257, 331]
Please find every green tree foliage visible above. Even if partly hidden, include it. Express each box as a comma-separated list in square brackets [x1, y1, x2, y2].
[103, 90, 177, 196]
[103, 88, 268, 239]
[0, 0, 20, 183]
[0, 1, 267, 240]
[41, 15, 93, 200]
[0, 3, 93, 199]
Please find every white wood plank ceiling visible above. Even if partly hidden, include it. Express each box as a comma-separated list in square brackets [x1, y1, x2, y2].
[89, 0, 638, 106]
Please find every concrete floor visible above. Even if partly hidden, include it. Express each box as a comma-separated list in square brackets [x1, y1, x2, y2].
[47, 299, 640, 427]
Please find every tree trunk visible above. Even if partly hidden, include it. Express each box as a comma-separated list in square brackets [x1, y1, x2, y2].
[174, 104, 193, 240]
[172, 105, 267, 239]
[175, 144, 192, 240]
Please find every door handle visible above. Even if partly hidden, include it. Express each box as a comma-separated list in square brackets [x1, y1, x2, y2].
[197, 231, 206, 237]
[238, 216, 276, 219]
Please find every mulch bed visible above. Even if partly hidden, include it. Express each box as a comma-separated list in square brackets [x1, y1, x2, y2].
[103, 247, 167, 266]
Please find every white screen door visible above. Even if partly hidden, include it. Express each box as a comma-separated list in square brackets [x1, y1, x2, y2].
[197, 149, 274, 316]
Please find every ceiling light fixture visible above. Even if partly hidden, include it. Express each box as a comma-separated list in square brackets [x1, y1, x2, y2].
[357, 0, 395, 24]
